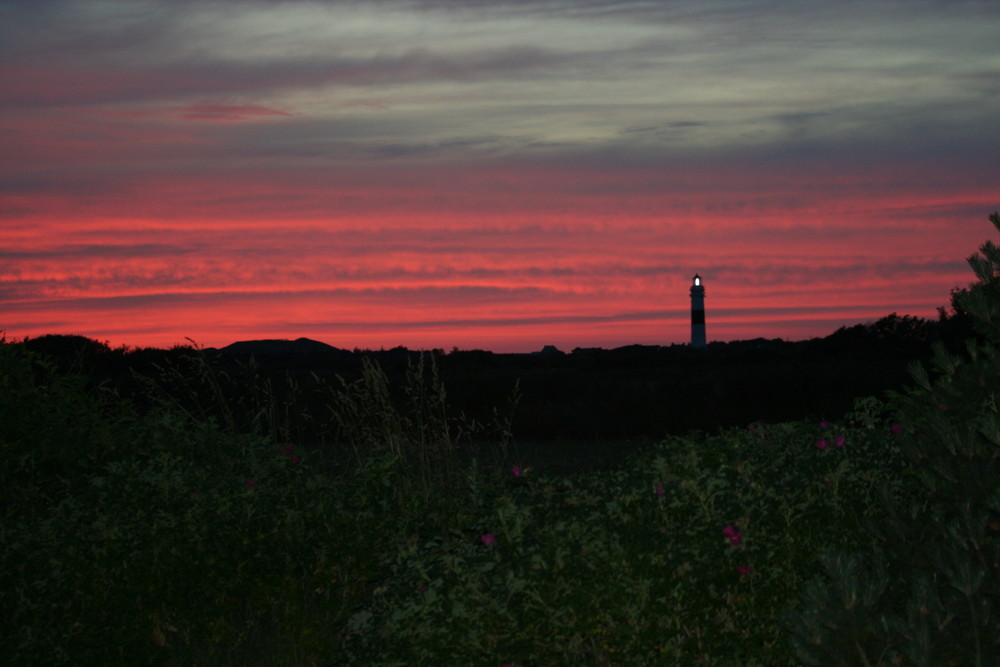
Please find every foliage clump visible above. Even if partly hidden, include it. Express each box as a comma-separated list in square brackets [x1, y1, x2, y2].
[339, 413, 908, 665]
[0, 346, 494, 665]
[785, 213, 1000, 666]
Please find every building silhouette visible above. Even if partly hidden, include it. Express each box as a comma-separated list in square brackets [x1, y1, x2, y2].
[690, 274, 706, 348]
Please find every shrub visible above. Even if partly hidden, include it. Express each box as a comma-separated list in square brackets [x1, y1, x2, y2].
[339, 415, 907, 665]
[785, 213, 1000, 666]
[0, 339, 124, 493]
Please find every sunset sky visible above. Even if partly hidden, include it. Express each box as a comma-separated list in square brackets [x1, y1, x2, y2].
[2, 0, 998, 352]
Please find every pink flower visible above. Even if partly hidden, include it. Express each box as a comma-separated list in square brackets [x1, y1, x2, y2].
[891, 423, 904, 435]
[511, 465, 522, 477]
[655, 483, 665, 497]
[244, 478, 257, 488]
[815, 437, 829, 450]
[735, 565, 753, 576]
[290, 454, 302, 464]
[281, 443, 295, 455]
[481, 533, 497, 546]
[834, 435, 846, 447]
[819, 420, 831, 429]
[723, 525, 743, 546]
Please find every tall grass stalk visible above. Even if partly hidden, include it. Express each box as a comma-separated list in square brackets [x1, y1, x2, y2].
[329, 353, 511, 506]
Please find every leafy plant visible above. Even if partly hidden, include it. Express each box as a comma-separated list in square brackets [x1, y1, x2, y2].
[0, 337, 124, 493]
[339, 416, 906, 665]
[785, 212, 1000, 666]
[0, 341, 500, 665]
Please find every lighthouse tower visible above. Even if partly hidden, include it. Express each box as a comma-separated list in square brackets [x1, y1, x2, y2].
[690, 274, 706, 348]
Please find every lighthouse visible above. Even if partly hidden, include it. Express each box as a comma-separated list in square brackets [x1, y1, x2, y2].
[690, 274, 706, 348]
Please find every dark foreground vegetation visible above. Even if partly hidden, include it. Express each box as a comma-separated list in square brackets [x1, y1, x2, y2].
[3, 214, 999, 665]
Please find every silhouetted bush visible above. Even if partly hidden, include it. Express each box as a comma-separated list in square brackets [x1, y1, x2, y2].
[785, 212, 1000, 665]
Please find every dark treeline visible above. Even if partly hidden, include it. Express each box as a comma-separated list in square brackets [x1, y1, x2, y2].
[13, 305, 975, 444]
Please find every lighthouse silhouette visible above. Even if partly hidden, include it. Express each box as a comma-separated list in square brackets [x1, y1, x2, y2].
[690, 274, 706, 348]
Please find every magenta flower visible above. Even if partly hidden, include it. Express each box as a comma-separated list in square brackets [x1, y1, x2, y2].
[290, 454, 302, 464]
[891, 423, 904, 435]
[281, 443, 295, 455]
[244, 478, 257, 488]
[834, 435, 846, 447]
[481, 533, 497, 546]
[819, 420, 831, 429]
[511, 465, 522, 477]
[735, 565, 753, 576]
[655, 483, 665, 497]
[815, 437, 829, 450]
[723, 524, 743, 546]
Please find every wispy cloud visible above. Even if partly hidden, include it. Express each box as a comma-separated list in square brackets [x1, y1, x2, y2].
[177, 103, 295, 121]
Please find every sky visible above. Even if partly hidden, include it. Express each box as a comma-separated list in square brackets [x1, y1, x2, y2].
[2, 0, 998, 353]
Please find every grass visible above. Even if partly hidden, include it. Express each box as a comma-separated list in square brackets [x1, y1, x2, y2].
[2, 336, 920, 665]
